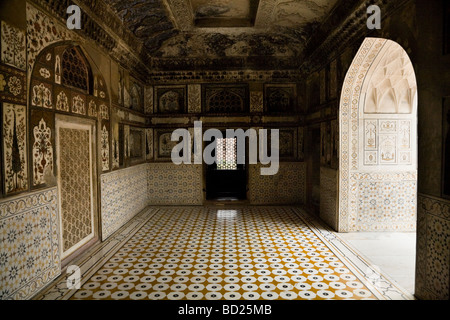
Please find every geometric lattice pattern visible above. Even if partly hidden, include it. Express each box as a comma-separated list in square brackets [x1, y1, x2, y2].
[59, 128, 92, 253]
[248, 163, 305, 205]
[216, 138, 238, 170]
[61, 47, 89, 92]
[100, 164, 148, 240]
[66, 207, 379, 300]
[147, 164, 203, 206]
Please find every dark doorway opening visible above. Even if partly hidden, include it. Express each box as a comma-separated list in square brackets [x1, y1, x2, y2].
[206, 135, 247, 200]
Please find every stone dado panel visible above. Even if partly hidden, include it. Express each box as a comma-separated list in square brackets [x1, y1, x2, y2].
[0, 188, 61, 300]
[249, 162, 306, 205]
[354, 172, 417, 231]
[416, 194, 450, 300]
[320, 167, 339, 231]
[147, 164, 203, 206]
[100, 164, 148, 240]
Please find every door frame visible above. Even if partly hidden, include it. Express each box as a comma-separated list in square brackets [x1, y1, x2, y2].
[203, 126, 250, 201]
[55, 114, 99, 263]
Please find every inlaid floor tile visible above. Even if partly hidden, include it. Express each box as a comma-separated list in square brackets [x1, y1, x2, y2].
[34, 206, 414, 300]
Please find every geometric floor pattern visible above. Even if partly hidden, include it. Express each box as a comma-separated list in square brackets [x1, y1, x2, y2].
[34, 206, 414, 300]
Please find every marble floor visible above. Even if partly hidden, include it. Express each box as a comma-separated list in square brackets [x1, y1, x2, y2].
[337, 232, 416, 295]
[33, 206, 415, 300]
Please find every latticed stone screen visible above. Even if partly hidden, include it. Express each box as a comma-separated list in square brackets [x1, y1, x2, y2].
[62, 47, 89, 92]
[216, 138, 237, 170]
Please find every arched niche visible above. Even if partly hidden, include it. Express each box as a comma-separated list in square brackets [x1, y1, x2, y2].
[29, 42, 112, 261]
[29, 42, 112, 190]
[338, 38, 418, 232]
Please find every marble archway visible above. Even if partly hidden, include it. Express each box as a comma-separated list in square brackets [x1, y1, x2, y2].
[338, 38, 418, 232]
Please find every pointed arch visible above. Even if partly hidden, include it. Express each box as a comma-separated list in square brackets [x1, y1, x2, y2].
[338, 38, 418, 232]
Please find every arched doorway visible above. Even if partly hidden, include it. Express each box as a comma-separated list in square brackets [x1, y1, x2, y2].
[29, 43, 111, 265]
[338, 38, 418, 233]
[334, 37, 418, 294]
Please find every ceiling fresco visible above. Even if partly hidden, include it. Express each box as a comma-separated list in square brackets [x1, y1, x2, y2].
[103, 0, 340, 70]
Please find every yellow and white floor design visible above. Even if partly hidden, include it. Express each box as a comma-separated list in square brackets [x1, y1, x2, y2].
[34, 207, 414, 300]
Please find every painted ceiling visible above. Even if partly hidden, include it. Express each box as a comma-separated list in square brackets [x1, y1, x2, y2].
[103, 0, 340, 70]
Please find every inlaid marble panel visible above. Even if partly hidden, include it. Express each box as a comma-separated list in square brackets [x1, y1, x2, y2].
[2, 103, 28, 195]
[0, 187, 60, 300]
[357, 179, 416, 231]
[320, 167, 338, 231]
[1, 21, 26, 71]
[55, 89, 69, 112]
[58, 127, 93, 256]
[101, 123, 110, 172]
[145, 86, 154, 114]
[188, 84, 201, 113]
[146, 129, 154, 160]
[30, 110, 54, 187]
[250, 91, 263, 113]
[249, 162, 305, 205]
[147, 164, 203, 205]
[0, 64, 26, 104]
[100, 164, 149, 240]
[31, 81, 52, 109]
[416, 194, 450, 300]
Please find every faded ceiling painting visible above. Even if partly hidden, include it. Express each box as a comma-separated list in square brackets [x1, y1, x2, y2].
[103, 0, 340, 70]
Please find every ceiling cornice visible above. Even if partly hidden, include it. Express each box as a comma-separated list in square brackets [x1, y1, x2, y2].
[29, 0, 151, 80]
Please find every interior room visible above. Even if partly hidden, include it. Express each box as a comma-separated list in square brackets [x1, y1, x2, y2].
[0, 0, 449, 302]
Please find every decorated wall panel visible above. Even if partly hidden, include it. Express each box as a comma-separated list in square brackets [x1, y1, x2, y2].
[415, 194, 450, 300]
[129, 127, 146, 164]
[147, 163, 203, 205]
[2, 103, 28, 195]
[203, 84, 248, 113]
[355, 173, 417, 231]
[57, 125, 95, 258]
[155, 85, 187, 114]
[30, 109, 55, 188]
[443, 97, 450, 199]
[320, 167, 338, 230]
[129, 80, 144, 113]
[248, 162, 305, 205]
[0, 64, 26, 104]
[100, 163, 148, 240]
[187, 84, 201, 114]
[1, 20, 26, 71]
[250, 90, 263, 113]
[155, 129, 179, 161]
[264, 84, 297, 113]
[0, 187, 60, 300]
[297, 127, 305, 162]
[144, 85, 154, 114]
[278, 128, 297, 160]
[146, 128, 154, 160]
